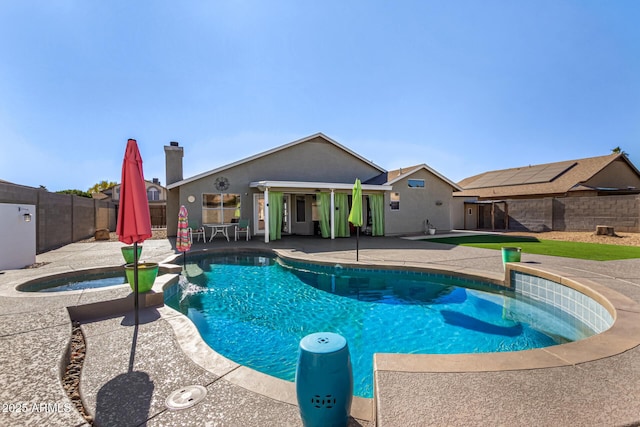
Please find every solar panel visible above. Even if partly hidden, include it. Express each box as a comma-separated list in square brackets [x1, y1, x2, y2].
[465, 161, 576, 189]
[525, 162, 577, 183]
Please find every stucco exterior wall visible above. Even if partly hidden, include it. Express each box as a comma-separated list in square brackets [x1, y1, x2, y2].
[170, 137, 384, 235]
[585, 158, 640, 189]
[450, 197, 466, 230]
[384, 168, 455, 235]
[242, 137, 383, 183]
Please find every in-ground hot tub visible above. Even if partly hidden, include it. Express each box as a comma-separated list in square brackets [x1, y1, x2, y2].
[17, 267, 129, 293]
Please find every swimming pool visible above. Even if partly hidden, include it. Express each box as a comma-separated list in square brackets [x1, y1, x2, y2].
[165, 253, 602, 398]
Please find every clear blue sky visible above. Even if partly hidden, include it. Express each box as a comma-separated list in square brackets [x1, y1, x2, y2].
[1, 1, 638, 192]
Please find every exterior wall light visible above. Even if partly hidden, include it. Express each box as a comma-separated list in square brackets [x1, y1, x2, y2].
[19, 207, 32, 222]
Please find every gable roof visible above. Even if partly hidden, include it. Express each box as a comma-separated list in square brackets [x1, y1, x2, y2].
[111, 180, 165, 190]
[167, 133, 386, 189]
[380, 164, 462, 190]
[456, 153, 640, 198]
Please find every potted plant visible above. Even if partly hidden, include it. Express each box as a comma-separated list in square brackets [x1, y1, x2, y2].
[501, 247, 522, 264]
[124, 262, 159, 293]
[121, 245, 142, 264]
[425, 219, 436, 235]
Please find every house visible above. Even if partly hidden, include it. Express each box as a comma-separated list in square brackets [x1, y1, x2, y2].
[98, 178, 168, 227]
[164, 133, 461, 240]
[454, 153, 640, 232]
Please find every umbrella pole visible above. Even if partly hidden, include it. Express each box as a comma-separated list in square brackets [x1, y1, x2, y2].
[134, 242, 139, 326]
[356, 227, 359, 261]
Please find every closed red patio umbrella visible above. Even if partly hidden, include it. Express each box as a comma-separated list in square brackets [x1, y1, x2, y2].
[116, 138, 152, 325]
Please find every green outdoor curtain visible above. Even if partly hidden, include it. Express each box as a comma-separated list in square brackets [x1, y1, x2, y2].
[334, 193, 350, 237]
[370, 193, 385, 236]
[318, 192, 331, 238]
[268, 191, 283, 240]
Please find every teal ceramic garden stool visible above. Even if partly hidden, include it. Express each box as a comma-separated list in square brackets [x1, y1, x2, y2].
[295, 332, 353, 427]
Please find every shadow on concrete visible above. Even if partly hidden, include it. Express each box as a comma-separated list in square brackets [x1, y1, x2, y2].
[95, 369, 154, 427]
[120, 308, 161, 327]
[95, 319, 157, 426]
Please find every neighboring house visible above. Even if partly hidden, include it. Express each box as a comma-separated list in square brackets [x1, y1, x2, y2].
[100, 178, 168, 227]
[164, 133, 461, 240]
[454, 153, 640, 232]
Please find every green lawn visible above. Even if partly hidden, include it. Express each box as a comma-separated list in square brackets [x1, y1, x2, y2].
[426, 234, 640, 261]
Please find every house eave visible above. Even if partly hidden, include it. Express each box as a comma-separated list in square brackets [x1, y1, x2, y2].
[385, 164, 463, 191]
[249, 180, 393, 192]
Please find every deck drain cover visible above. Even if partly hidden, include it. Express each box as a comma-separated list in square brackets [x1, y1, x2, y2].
[165, 385, 207, 411]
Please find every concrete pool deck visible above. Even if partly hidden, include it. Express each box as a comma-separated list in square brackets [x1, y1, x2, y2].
[1, 234, 639, 426]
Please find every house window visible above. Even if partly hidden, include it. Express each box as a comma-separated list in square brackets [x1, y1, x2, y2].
[203, 193, 241, 223]
[408, 179, 425, 188]
[147, 187, 160, 201]
[390, 193, 400, 210]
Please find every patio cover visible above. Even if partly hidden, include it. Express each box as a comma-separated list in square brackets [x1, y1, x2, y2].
[249, 180, 392, 243]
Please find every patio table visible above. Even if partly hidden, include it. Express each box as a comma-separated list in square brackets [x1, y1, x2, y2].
[205, 223, 234, 242]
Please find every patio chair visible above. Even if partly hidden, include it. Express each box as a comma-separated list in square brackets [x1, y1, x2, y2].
[235, 219, 251, 241]
[188, 223, 206, 243]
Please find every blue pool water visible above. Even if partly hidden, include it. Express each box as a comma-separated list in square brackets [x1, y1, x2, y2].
[165, 254, 594, 398]
[19, 271, 128, 292]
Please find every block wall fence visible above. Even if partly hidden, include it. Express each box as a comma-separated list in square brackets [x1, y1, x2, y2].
[0, 182, 116, 254]
[506, 194, 639, 232]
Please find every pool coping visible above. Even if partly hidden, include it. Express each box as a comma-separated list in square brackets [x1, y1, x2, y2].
[155, 248, 640, 423]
